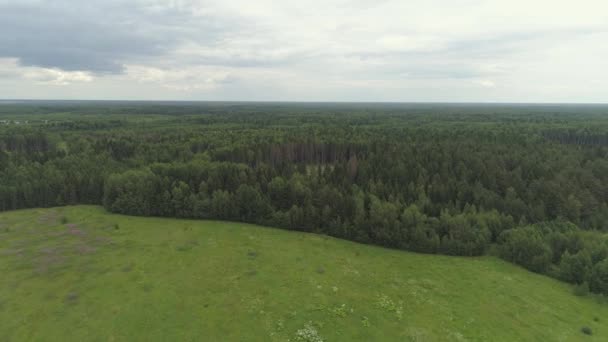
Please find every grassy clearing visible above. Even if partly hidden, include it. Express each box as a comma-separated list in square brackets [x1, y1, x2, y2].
[0, 206, 606, 341]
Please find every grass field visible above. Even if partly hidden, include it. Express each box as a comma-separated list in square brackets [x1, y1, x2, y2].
[1, 206, 606, 341]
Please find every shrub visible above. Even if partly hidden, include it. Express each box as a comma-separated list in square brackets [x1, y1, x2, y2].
[589, 259, 608, 296]
[361, 316, 370, 327]
[64, 292, 79, 304]
[573, 282, 590, 297]
[60, 216, 68, 224]
[560, 251, 592, 284]
[581, 326, 592, 335]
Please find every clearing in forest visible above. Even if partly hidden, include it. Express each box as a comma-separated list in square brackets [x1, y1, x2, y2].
[0, 206, 606, 341]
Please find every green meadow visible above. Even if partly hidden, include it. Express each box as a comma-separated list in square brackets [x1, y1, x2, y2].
[1, 206, 606, 341]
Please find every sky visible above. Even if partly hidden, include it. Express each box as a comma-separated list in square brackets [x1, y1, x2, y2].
[0, 0, 607, 102]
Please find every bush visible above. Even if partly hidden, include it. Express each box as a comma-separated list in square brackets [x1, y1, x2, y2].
[60, 216, 68, 224]
[581, 326, 592, 335]
[573, 282, 590, 297]
[589, 258, 608, 295]
[560, 251, 592, 284]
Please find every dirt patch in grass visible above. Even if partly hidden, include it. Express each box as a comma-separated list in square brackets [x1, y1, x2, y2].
[75, 244, 97, 255]
[67, 227, 86, 237]
[34, 253, 67, 275]
[64, 292, 79, 305]
[38, 211, 60, 226]
[49, 230, 69, 238]
[121, 263, 134, 272]
[92, 236, 113, 246]
[0, 248, 24, 257]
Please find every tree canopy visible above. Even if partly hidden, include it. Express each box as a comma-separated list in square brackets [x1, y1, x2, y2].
[2, 102, 608, 294]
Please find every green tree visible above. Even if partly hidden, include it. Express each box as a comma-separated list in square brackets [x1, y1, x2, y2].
[589, 258, 608, 295]
[499, 226, 552, 273]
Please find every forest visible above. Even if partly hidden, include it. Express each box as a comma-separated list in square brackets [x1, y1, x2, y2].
[1, 101, 608, 296]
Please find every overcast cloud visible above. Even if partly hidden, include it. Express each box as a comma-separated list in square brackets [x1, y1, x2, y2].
[0, 0, 606, 102]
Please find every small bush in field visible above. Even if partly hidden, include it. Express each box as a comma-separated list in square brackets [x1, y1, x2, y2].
[64, 292, 79, 304]
[573, 282, 589, 297]
[361, 316, 370, 327]
[581, 326, 592, 335]
[60, 216, 68, 224]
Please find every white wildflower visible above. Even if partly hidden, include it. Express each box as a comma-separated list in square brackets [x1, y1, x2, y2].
[295, 322, 323, 342]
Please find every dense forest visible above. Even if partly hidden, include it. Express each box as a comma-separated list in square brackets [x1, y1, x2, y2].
[1, 101, 608, 296]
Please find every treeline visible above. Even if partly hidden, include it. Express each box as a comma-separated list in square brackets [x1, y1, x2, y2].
[101, 160, 608, 294]
[0, 152, 117, 210]
[500, 222, 608, 295]
[543, 129, 608, 147]
[0, 129, 55, 154]
[103, 160, 514, 255]
[1, 103, 608, 295]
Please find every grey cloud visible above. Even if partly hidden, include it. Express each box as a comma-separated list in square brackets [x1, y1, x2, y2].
[178, 53, 306, 68]
[341, 27, 608, 81]
[0, 1, 231, 73]
[387, 28, 601, 59]
[443, 28, 607, 58]
[399, 68, 481, 80]
[1, 0, 607, 102]
[0, 71, 17, 78]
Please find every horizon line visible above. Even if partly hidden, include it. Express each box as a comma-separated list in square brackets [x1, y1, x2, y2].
[1, 99, 607, 106]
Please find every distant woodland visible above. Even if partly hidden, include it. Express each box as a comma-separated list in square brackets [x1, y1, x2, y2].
[1, 102, 608, 295]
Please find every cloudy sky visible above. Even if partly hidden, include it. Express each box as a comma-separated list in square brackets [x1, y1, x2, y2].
[0, 0, 607, 102]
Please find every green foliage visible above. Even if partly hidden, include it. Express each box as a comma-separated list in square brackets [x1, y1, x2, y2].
[103, 169, 159, 216]
[560, 250, 592, 284]
[499, 226, 552, 273]
[589, 258, 608, 294]
[581, 326, 593, 335]
[573, 282, 590, 297]
[2, 102, 608, 295]
[210, 190, 234, 220]
[376, 294, 403, 320]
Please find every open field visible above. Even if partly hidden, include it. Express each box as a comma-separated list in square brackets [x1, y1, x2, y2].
[1, 206, 606, 341]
